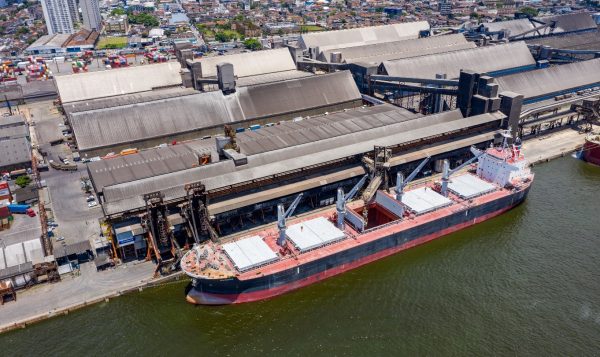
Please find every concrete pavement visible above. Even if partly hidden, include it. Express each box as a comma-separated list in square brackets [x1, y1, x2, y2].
[0, 261, 162, 333]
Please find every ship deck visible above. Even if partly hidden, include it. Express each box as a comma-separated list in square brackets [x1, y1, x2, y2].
[181, 172, 532, 281]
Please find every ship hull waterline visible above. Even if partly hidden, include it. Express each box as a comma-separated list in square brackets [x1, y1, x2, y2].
[187, 185, 530, 305]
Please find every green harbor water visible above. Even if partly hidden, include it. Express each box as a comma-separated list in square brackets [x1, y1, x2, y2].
[2, 157, 600, 356]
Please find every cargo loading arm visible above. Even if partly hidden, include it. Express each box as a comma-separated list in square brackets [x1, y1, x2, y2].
[395, 156, 430, 216]
[277, 193, 303, 247]
[441, 151, 486, 197]
[336, 175, 368, 229]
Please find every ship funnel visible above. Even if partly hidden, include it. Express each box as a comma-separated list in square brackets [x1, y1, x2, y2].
[441, 159, 450, 197]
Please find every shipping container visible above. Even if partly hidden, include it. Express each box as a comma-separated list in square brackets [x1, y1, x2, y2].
[8, 203, 30, 214]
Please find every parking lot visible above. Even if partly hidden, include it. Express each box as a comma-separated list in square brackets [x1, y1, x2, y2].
[21, 100, 104, 248]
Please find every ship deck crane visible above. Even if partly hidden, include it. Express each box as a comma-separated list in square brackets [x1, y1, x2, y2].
[441, 150, 486, 197]
[395, 156, 430, 216]
[336, 175, 368, 229]
[277, 193, 303, 247]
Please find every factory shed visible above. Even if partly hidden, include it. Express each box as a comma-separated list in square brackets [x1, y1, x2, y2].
[188, 48, 312, 89]
[320, 34, 476, 64]
[482, 13, 597, 38]
[0, 115, 31, 171]
[70, 71, 362, 155]
[525, 31, 600, 51]
[539, 13, 598, 34]
[495, 58, 600, 103]
[99, 109, 503, 217]
[55, 62, 183, 103]
[25, 34, 71, 55]
[482, 18, 534, 37]
[88, 142, 214, 192]
[191, 48, 295, 78]
[298, 22, 430, 52]
[380, 42, 536, 79]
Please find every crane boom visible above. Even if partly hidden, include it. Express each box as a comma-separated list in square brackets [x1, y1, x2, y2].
[277, 193, 303, 247]
[284, 193, 303, 219]
[336, 175, 368, 229]
[441, 150, 486, 197]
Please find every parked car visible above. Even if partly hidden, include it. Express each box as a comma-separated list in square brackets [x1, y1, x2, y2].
[88, 201, 98, 208]
[86, 195, 95, 202]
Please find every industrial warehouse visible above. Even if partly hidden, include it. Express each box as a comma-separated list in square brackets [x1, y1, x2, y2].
[1, 13, 600, 303]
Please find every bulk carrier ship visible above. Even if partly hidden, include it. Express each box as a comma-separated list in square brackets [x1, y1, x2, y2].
[581, 133, 600, 166]
[182, 134, 533, 305]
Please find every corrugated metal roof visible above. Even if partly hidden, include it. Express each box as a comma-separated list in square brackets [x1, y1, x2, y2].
[235, 71, 361, 119]
[71, 71, 361, 152]
[234, 70, 314, 87]
[321, 33, 476, 63]
[525, 30, 600, 50]
[88, 144, 211, 192]
[381, 42, 536, 79]
[26, 34, 70, 49]
[63, 87, 198, 114]
[0, 114, 26, 127]
[237, 105, 419, 155]
[299, 22, 430, 51]
[483, 19, 535, 36]
[101, 110, 503, 216]
[0, 137, 31, 167]
[541, 13, 597, 33]
[71, 90, 243, 152]
[55, 62, 183, 103]
[193, 48, 296, 78]
[483, 13, 597, 38]
[495, 58, 600, 99]
[88, 105, 411, 191]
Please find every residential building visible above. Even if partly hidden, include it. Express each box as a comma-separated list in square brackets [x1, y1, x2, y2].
[105, 15, 129, 34]
[80, 0, 101, 31]
[40, 0, 76, 35]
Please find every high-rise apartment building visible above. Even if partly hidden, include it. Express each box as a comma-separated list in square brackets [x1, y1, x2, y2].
[40, 0, 76, 35]
[80, 0, 101, 31]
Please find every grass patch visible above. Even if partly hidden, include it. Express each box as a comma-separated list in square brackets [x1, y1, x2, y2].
[96, 37, 128, 49]
[301, 25, 325, 32]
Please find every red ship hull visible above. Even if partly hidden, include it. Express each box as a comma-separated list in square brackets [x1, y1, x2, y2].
[187, 190, 527, 305]
[582, 138, 600, 166]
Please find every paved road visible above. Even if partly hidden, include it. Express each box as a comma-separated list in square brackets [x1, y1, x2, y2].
[0, 213, 41, 247]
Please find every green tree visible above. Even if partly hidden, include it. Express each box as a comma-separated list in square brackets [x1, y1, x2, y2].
[519, 6, 539, 17]
[15, 175, 30, 188]
[243, 38, 261, 50]
[111, 7, 125, 16]
[16, 26, 29, 35]
[128, 13, 159, 27]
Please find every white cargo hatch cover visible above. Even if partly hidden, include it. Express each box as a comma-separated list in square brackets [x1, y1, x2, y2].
[286, 217, 346, 252]
[401, 187, 452, 215]
[448, 174, 496, 199]
[222, 235, 278, 272]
